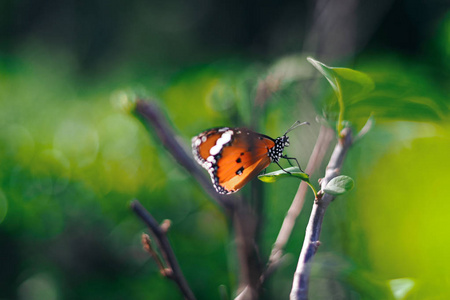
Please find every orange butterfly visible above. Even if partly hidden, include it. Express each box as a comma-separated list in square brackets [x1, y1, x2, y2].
[192, 121, 308, 194]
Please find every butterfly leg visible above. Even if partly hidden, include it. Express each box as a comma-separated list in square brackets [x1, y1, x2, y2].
[281, 155, 305, 173]
[285, 158, 294, 167]
[275, 161, 293, 175]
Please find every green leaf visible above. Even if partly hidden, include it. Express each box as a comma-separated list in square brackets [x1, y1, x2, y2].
[308, 57, 375, 101]
[307, 57, 375, 132]
[257, 167, 309, 183]
[344, 73, 447, 123]
[323, 175, 354, 195]
[307, 57, 447, 130]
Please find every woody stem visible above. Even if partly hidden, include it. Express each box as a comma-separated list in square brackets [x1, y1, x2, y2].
[290, 127, 353, 300]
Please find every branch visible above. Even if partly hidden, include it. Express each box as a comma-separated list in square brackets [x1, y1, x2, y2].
[266, 125, 335, 273]
[290, 127, 353, 300]
[131, 199, 196, 300]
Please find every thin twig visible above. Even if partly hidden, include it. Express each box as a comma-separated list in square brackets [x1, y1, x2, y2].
[131, 200, 196, 300]
[141, 233, 171, 276]
[290, 127, 353, 300]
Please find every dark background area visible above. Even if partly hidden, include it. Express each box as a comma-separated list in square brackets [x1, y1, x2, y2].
[1, 0, 446, 70]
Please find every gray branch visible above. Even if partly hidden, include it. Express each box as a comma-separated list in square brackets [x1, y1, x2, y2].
[267, 125, 335, 271]
[290, 127, 353, 300]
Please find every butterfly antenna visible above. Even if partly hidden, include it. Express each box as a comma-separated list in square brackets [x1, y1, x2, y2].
[284, 120, 310, 136]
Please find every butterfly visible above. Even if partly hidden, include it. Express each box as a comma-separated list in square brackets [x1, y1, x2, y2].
[191, 121, 309, 194]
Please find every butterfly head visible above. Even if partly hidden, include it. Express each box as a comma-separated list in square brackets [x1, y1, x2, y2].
[269, 135, 289, 163]
[279, 135, 290, 147]
[268, 121, 309, 163]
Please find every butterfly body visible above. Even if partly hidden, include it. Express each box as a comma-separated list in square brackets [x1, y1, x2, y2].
[192, 127, 290, 194]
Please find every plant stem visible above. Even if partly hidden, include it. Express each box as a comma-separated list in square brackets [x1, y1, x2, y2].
[304, 180, 318, 199]
[336, 80, 345, 135]
[235, 126, 335, 300]
[290, 127, 353, 300]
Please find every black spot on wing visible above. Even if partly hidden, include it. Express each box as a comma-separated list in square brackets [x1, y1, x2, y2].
[236, 157, 242, 163]
[236, 166, 244, 175]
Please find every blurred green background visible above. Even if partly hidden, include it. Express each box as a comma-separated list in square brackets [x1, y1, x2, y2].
[0, 0, 449, 299]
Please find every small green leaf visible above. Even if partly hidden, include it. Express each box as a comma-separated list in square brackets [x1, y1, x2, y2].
[259, 167, 318, 198]
[258, 167, 309, 183]
[323, 175, 354, 195]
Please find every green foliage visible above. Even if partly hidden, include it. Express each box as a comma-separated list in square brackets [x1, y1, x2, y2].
[322, 175, 354, 196]
[257, 167, 309, 182]
[258, 167, 318, 198]
[0, 54, 231, 299]
[308, 57, 375, 133]
[308, 57, 449, 133]
[307, 57, 375, 106]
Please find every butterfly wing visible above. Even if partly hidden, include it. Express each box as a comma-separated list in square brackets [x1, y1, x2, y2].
[192, 127, 276, 194]
[192, 127, 230, 167]
[215, 146, 270, 193]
